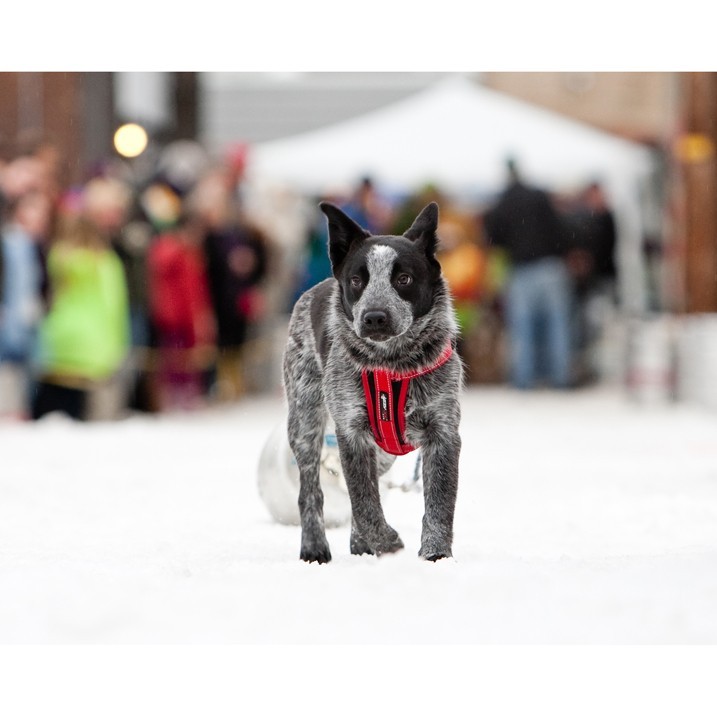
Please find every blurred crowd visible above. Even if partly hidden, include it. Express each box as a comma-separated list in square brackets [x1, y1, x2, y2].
[0, 141, 619, 423]
[0, 141, 273, 421]
[302, 166, 619, 392]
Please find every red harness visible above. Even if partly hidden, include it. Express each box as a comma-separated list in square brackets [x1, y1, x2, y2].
[361, 343, 454, 455]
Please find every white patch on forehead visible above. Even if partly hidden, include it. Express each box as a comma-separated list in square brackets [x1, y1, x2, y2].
[367, 244, 398, 276]
[353, 243, 413, 339]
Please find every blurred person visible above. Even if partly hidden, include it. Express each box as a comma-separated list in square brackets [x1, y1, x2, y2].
[435, 214, 486, 345]
[564, 181, 618, 383]
[83, 177, 144, 336]
[31, 140, 62, 196]
[290, 203, 334, 307]
[0, 156, 48, 219]
[564, 181, 617, 295]
[21, 136, 63, 203]
[389, 184, 443, 236]
[189, 171, 268, 401]
[32, 213, 130, 421]
[0, 191, 53, 419]
[85, 176, 154, 411]
[239, 182, 313, 323]
[483, 158, 573, 390]
[155, 139, 211, 199]
[340, 176, 393, 235]
[147, 208, 216, 412]
[83, 177, 133, 244]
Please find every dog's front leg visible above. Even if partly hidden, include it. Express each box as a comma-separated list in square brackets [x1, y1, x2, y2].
[336, 432, 404, 556]
[288, 402, 331, 564]
[418, 426, 460, 561]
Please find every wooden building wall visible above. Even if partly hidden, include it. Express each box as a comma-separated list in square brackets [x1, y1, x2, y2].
[0, 72, 114, 186]
[678, 72, 717, 313]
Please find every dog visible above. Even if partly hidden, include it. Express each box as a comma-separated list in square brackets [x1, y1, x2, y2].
[282, 201, 462, 563]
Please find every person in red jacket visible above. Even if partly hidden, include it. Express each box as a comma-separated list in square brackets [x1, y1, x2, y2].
[147, 211, 216, 411]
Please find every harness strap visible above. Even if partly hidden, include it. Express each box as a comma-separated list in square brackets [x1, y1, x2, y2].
[361, 342, 454, 456]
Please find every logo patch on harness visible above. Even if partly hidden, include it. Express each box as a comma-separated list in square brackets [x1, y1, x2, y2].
[379, 391, 390, 421]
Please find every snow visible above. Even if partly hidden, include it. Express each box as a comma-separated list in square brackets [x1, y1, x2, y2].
[1, 385, 717, 644]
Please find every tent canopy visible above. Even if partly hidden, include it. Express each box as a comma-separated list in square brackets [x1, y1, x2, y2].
[246, 75, 654, 199]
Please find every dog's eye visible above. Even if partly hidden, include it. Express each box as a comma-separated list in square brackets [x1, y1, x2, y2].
[350, 276, 363, 289]
[396, 273, 413, 286]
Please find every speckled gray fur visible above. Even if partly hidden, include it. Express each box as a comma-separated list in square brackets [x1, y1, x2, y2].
[282, 202, 463, 563]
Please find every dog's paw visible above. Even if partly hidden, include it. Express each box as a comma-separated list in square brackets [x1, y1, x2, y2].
[418, 550, 452, 562]
[418, 540, 453, 561]
[373, 529, 404, 557]
[300, 539, 332, 564]
[419, 531, 453, 561]
[350, 532, 375, 556]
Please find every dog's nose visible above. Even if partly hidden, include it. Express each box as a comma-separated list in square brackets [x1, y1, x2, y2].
[362, 310, 388, 329]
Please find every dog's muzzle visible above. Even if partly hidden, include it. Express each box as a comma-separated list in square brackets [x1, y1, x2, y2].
[359, 309, 395, 341]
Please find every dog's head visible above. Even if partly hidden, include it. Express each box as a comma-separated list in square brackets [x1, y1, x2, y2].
[320, 201, 442, 343]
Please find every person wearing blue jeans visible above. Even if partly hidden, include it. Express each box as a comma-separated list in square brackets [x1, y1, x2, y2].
[484, 159, 574, 389]
[505, 257, 572, 389]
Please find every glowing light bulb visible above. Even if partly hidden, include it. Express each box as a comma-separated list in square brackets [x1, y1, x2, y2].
[114, 123, 149, 158]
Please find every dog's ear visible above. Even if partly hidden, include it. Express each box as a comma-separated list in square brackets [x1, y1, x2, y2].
[403, 202, 439, 257]
[320, 201, 371, 277]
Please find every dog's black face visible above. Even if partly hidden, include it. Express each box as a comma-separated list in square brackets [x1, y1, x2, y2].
[320, 202, 442, 342]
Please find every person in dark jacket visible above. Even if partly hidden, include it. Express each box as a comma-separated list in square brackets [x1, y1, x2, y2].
[564, 181, 618, 383]
[484, 158, 573, 390]
[565, 181, 617, 294]
[189, 170, 268, 401]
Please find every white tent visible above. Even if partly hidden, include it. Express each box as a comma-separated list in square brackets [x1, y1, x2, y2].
[246, 76, 657, 312]
[247, 75, 654, 197]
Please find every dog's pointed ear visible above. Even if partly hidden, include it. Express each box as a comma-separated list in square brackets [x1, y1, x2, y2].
[403, 202, 439, 257]
[320, 201, 371, 277]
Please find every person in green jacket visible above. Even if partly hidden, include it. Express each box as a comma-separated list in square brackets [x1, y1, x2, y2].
[32, 214, 130, 420]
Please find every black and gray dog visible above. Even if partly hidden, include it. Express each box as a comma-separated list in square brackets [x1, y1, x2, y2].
[282, 201, 462, 563]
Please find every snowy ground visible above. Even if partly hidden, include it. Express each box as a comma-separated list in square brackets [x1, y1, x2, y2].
[1, 385, 717, 644]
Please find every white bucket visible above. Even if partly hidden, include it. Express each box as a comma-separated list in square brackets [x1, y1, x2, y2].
[676, 314, 717, 411]
[675, 315, 704, 405]
[625, 315, 677, 404]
